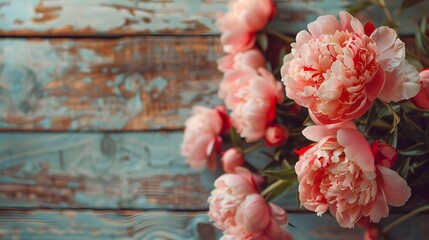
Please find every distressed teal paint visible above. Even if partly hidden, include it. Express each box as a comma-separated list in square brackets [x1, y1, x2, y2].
[0, 132, 220, 209]
[0, 0, 428, 35]
[0, 37, 223, 130]
[0, 210, 219, 240]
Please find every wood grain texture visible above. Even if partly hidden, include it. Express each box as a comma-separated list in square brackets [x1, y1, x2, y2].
[0, 132, 222, 209]
[0, 210, 428, 240]
[1, 0, 428, 36]
[0, 37, 223, 131]
[0, 210, 218, 240]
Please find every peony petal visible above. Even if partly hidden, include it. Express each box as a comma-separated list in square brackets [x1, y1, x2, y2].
[369, 185, 389, 223]
[378, 60, 420, 102]
[337, 128, 375, 172]
[371, 26, 405, 72]
[242, 194, 271, 233]
[308, 15, 341, 38]
[377, 166, 411, 206]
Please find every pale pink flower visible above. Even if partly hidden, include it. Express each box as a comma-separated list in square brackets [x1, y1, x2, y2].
[412, 68, 429, 109]
[219, 67, 283, 142]
[218, 48, 266, 73]
[181, 106, 225, 170]
[281, 11, 420, 124]
[265, 124, 289, 146]
[221, 148, 245, 173]
[296, 122, 411, 228]
[208, 168, 291, 239]
[216, 0, 275, 53]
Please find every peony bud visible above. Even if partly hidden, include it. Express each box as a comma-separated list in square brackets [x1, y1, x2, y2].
[265, 125, 289, 146]
[412, 68, 429, 109]
[221, 148, 244, 173]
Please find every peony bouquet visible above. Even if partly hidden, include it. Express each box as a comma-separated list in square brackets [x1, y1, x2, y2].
[181, 0, 429, 239]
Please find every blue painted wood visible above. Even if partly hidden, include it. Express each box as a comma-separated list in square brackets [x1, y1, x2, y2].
[0, 37, 223, 131]
[0, 0, 427, 36]
[0, 210, 219, 240]
[0, 132, 222, 209]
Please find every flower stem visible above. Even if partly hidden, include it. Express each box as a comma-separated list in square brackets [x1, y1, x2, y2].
[264, 28, 295, 43]
[377, 0, 396, 28]
[382, 204, 429, 234]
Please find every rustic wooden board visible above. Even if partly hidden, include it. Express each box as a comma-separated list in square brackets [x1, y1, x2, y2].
[0, 0, 427, 36]
[0, 210, 219, 240]
[0, 37, 223, 131]
[0, 132, 223, 209]
[0, 210, 427, 240]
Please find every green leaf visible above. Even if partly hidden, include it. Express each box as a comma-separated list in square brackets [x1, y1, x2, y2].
[415, 17, 429, 57]
[426, 124, 429, 150]
[401, 0, 429, 10]
[296, 187, 301, 208]
[346, 1, 373, 14]
[364, 100, 388, 134]
[262, 179, 296, 202]
[262, 167, 297, 180]
[386, 127, 398, 148]
[257, 33, 269, 52]
[400, 110, 426, 142]
[398, 143, 429, 156]
[397, 157, 411, 179]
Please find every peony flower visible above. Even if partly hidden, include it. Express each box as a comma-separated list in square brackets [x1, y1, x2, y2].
[412, 68, 429, 109]
[265, 124, 289, 146]
[219, 67, 283, 142]
[281, 11, 420, 124]
[208, 168, 291, 240]
[221, 148, 245, 173]
[181, 106, 227, 170]
[296, 122, 411, 228]
[217, 48, 266, 73]
[216, 0, 275, 53]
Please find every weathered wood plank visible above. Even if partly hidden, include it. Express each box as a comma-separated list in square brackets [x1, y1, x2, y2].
[0, 0, 427, 36]
[0, 37, 223, 131]
[0, 210, 428, 240]
[0, 132, 222, 209]
[0, 210, 219, 240]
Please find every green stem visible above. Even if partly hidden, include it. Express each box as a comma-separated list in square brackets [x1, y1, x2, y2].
[382, 204, 429, 234]
[261, 179, 286, 198]
[264, 29, 295, 43]
[229, 128, 240, 147]
[243, 142, 265, 154]
[377, 0, 396, 28]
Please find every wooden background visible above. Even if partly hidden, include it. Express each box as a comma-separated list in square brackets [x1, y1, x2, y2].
[0, 0, 429, 239]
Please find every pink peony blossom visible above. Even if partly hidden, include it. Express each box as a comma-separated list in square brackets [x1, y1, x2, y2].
[265, 124, 289, 146]
[296, 122, 411, 228]
[217, 48, 266, 73]
[221, 148, 245, 173]
[281, 11, 420, 124]
[216, 0, 275, 53]
[208, 168, 291, 240]
[181, 106, 226, 170]
[412, 68, 429, 109]
[219, 67, 283, 142]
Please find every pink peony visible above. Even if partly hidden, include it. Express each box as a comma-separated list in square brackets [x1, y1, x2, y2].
[181, 106, 226, 170]
[217, 48, 266, 73]
[221, 148, 245, 173]
[265, 124, 289, 146]
[296, 122, 411, 228]
[219, 67, 284, 142]
[208, 168, 291, 240]
[412, 68, 429, 109]
[281, 11, 420, 124]
[216, 0, 275, 53]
